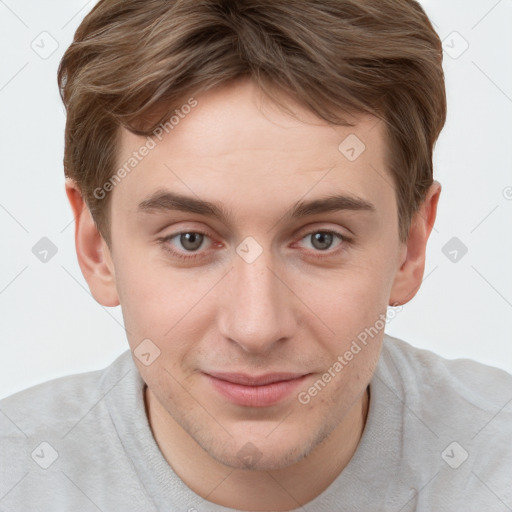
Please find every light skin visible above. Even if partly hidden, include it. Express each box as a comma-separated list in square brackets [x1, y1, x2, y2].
[66, 78, 440, 511]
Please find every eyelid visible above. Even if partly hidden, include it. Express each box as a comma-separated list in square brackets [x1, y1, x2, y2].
[294, 223, 350, 240]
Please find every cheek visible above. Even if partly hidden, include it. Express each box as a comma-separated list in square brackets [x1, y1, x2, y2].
[115, 259, 218, 376]
[115, 254, 202, 329]
[305, 258, 392, 332]
[295, 338, 379, 429]
[298, 254, 394, 381]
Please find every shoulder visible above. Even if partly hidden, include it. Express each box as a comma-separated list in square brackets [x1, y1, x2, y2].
[0, 351, 154, 510]
[0, 350, 134, 437]
[376, 334, 512, 508]
[380, 334, 512, 411]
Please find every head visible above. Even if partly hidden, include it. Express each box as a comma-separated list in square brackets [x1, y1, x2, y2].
[60, 0, 446, 471]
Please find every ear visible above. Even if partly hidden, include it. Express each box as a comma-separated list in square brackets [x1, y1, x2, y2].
[65, 179, 120, 307]
[389, 180, 441, 306]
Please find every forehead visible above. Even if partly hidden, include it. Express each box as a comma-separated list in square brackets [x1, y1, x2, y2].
[113, 80, 393, 223]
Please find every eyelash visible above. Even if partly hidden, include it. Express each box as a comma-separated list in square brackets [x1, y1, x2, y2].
[157, 228, 352, 262]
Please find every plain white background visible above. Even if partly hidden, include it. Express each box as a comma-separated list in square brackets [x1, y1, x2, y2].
[0, 0, 511, 400]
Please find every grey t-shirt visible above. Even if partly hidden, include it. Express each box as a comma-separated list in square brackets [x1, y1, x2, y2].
[1, 334, 511, 511]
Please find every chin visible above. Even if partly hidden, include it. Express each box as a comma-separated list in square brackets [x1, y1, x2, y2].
[204, 431, 320, 472]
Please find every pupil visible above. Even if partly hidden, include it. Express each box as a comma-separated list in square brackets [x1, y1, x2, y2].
[181, 233, 203, 251]
[312, 232, 332, 250]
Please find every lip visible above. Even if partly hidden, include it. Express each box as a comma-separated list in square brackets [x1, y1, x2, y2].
[203, 371, 310, 407]
[206, 371, 307, 386]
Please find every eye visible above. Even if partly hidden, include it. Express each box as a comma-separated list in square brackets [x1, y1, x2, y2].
[158, 231, 213, 260]
[174, 232, 206, 252]
[297, 230, 347, 253]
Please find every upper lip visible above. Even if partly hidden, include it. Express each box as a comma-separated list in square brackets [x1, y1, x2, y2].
[204, 371, 308, 386]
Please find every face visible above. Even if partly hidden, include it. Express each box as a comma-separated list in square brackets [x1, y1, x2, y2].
[107, 78, 404, 471]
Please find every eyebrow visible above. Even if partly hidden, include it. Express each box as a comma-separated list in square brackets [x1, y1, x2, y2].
[137, 189, 376, 223]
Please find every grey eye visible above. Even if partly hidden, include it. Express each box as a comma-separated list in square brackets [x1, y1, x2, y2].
[309, 232, 335, 251]
[179, 232, 205, 251]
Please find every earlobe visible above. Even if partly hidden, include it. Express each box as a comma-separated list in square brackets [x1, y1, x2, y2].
[65, 179, 120, 307]
[388, 181, 441, 306]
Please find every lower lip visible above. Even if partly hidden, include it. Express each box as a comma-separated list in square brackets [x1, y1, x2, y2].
[204, 374, 309, 407]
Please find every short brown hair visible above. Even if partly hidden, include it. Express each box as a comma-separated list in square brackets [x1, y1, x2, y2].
[58, 0, 446, 246]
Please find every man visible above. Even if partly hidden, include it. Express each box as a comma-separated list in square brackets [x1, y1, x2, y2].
[1, 1, 511, 510]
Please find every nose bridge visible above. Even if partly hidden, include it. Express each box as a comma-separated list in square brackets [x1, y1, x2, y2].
[218, 246, 295, 353]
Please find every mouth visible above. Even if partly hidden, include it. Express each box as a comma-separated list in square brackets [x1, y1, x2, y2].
[202, 371, 311, 407]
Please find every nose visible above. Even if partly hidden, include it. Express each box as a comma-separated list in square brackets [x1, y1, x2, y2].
[217, 248, 297, 354]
